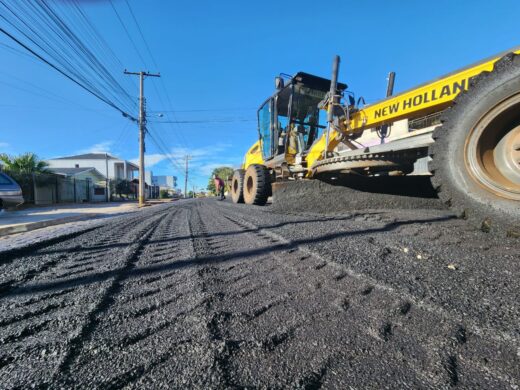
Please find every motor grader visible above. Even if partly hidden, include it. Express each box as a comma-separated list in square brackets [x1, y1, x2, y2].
[230, 47, 520, 235]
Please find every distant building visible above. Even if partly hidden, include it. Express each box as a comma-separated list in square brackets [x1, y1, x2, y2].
[145, 170, 153, 186]
[141, 173, 177, 198]
[46, 153, 138, 181]
[152, 175, 177, 189]
[144, 170, 159, 199]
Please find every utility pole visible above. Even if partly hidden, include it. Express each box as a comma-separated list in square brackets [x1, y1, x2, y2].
[184, 155, 192, 199]
[124, 70, 160, 206]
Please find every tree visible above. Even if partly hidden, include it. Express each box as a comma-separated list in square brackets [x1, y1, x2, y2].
[207, 166, 234, 195]
[160, 189, 170, 199]
[0, 152, 49, 174]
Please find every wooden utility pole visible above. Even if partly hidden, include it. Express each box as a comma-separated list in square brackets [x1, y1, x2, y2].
[124, 70, 160, 206]
[184, 155, 192, 199]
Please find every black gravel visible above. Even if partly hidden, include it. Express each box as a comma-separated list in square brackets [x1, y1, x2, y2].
[0, 194, 519, 388]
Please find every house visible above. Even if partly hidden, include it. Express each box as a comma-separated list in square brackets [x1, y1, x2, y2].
[46, 153, 138, 181]
[47, 167, 108, 202]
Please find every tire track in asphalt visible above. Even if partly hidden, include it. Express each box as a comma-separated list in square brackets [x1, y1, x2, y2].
[60, 204, 217, 388]
[0, 206, 174, 388]
[216, 204, 520, 388]
[52, 208, 170, 386]
[0, 210, 166, 299]
[1, 199, 519, 388]
[192, 201, 338, 388]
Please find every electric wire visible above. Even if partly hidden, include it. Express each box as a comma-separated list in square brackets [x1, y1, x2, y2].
[0, 0, 138, 120]
[122, 0, 191, 150]
[0, 25, 136, 121]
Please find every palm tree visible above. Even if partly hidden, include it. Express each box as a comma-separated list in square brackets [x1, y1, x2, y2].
[0, 153, 49, 174]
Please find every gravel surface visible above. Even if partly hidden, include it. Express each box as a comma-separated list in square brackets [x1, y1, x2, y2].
[0, 194, 519, 388]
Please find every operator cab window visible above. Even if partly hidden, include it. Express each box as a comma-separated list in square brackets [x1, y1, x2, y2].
[290, 85, 327, 152]
[258, 99, 273, 160]
[275, 86, 292, 155]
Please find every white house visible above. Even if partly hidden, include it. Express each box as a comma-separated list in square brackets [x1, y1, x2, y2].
[47, 167, 108, 202]
[46, 153, 138, 181]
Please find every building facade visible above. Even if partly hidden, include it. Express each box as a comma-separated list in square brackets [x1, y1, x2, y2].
[152, 175, 177, 188]
[47, 167, 108, 202]
[46, 153, 138, 181]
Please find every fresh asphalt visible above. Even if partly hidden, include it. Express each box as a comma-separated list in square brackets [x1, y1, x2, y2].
[0, 191, 519, 388]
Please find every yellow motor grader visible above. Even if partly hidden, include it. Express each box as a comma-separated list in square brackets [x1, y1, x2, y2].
[230, 47, 520, 235]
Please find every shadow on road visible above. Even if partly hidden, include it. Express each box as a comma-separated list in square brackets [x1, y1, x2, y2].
[7, 215, 455, 297]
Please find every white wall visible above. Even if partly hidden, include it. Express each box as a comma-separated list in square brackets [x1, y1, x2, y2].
[47, 159, 113, 178]
[46, 159, 135, 180]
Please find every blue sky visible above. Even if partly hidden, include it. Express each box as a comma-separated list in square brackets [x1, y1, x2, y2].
[1, 0, 520, 190]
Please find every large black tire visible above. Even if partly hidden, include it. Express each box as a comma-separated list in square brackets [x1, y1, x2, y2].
[429, 53, 520, 236]
[231, 169, 245, 203]
[243, 164, 271, 205]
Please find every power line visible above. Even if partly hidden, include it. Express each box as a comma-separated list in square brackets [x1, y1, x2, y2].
[108, 0, 150, 70]
[151, 118, 255, 124]
[108, 0, 191, 156]
[149, 107, 257, 113]
[121, 0, 191, 150]
[0, 0, 138, 119]
[0, 25, 137, 122]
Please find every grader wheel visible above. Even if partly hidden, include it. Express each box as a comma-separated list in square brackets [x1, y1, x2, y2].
[243, 164, 271, 205]
[231, 169, 245, 203]
[430, 53, 520, 235]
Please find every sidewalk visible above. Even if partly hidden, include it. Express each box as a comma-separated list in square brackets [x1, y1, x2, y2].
[0, 202, 140, 236]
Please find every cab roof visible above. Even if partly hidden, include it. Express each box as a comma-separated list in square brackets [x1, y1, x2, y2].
[291, 72, 347, 92]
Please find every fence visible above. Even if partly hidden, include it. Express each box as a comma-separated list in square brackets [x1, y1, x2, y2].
[109, 179, 160, 201]
[8, 172, 108, 205]
[109, 179, 137, 201]
[5, 172, 161, 205]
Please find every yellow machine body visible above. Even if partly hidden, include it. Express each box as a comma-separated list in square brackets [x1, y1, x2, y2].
[305, 47, 520, 170]
[234, 46, 520, 233]
[242, 140, 264, 169]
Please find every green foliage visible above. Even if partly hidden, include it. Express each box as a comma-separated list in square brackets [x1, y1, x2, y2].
[207, 166, 234, 194]
[0, 152, 49, 174]
[114, 180, 133, 197]
[160, 189, 170, 199]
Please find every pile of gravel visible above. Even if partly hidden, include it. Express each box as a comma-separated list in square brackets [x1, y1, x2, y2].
[272, 176, 444, 214]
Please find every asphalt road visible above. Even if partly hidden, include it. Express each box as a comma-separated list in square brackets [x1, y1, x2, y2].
[0, 195, 519, 389]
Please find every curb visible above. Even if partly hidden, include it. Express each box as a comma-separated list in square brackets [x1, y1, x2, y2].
[0, 213, 102, 237]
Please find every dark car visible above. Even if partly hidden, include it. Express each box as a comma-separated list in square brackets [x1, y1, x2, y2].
[0, 172, 24, 210]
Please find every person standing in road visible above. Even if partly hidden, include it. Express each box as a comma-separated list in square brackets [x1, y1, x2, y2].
[213, 174, 226, 200]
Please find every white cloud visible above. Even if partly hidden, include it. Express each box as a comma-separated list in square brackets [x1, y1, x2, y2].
[170, 143, 232, 159]
[0, 142, 14, 156]
[130, 153, 168, 168]
[130, 144, 243, 189]
[197, 163, 230, 176]
[131, 143, 235, 173]
[76, 141, 113, 154]
[196, 157, 243, 176]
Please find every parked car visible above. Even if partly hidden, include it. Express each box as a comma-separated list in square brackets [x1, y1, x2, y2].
[0, 172, 24, 210]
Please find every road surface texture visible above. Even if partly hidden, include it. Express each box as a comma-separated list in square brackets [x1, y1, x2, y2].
[1, 191, 519, 388]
